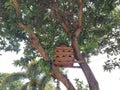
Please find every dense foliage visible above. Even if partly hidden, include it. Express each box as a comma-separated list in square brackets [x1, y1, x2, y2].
[0, 0, 120, 65]
[0, 73, 23, 90]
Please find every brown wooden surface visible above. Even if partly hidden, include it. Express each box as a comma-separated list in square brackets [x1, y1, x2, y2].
[54, 44, 74, 67]
[55, 46, 73, 50]
[54, 61, 73, 67]
[55, 52, 73, 56]
[54, 57, 74, 61]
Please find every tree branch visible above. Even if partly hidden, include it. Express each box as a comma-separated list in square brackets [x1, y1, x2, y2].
[13, 1, 75, 89]
[18, 23, 50, 60]
[52, 65, 75, 90]
[12, 0, 50, 60]
[75, 0, 83, 38]
[72, 34, 99, 90]
[18, 22, 75, 89]
[12, 0, 21, 17]
[52, 0, 72, 36]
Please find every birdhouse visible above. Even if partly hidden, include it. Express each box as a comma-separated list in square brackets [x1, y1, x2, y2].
[54, 44, 74, 67]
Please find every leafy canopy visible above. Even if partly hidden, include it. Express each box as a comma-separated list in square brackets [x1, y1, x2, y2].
[0, 0, 120, 72]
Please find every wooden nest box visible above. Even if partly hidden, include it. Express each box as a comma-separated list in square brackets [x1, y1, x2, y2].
[54, 44, 74, 67]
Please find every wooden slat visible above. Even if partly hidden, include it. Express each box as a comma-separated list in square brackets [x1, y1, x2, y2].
[54, 62, 73, 67]
[54, 61, 73, 63]
[55, 54, 74, 57]
[55, 47, 73, 50]
[55, 52, 73, 55]
[55, 50, 73, 53]
[54, 57, 74, 61]
[54, 61, 74, 63]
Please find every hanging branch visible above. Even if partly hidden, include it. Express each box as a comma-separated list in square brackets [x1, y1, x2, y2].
[75, 0, 83, 38]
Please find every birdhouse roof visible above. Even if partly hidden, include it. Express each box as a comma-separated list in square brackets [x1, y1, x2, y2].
[57, 43, 69, 47]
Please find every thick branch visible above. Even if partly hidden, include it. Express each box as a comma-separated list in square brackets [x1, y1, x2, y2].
[75, 0, 83, 38]
[18, 23, 50, 61]
[52, 65, 75, 90]
[72, 36, 99, 90]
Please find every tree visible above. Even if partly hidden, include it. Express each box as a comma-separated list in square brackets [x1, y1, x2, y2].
[2, 60, 51, 90]
[0, 0, 120, 90]
[0, 73, 23, 90]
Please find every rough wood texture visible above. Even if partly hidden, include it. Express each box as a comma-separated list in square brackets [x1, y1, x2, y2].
[54, 44, 74, 67]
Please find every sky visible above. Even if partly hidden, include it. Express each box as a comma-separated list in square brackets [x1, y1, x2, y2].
[0, 51, 120, 90]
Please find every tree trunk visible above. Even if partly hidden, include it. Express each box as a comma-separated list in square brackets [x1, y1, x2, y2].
[52, 65, 75, 90]
[72, 36, 99, 90]
[80, 62, 99, 90]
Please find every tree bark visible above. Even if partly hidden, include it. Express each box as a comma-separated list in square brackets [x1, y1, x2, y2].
[80, 63, 99, 90]
[52, 65, 75, 90]
[72, 36, 99, 90]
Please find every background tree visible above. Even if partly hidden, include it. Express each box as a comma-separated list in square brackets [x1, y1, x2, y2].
[0, 0, 120, 90]
[2, 60, 52, 90]
[0, 73, 23, 90]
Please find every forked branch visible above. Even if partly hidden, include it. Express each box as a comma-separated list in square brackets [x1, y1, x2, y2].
[52, 0, 72, 36]
[12, 1, 76, 89]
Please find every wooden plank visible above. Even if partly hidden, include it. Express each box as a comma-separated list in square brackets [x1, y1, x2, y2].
[55, 47, 73, 49]
[54, 55, 74, 58]
[54, 62, 73, 67]
[54, 57, 74, 61]
[54, 55, 74, 57]
[55, 52, 74, 56]
[54, 61, 73, 64]
[54, 61, 74, 63]
[54, 61, 74, 64]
